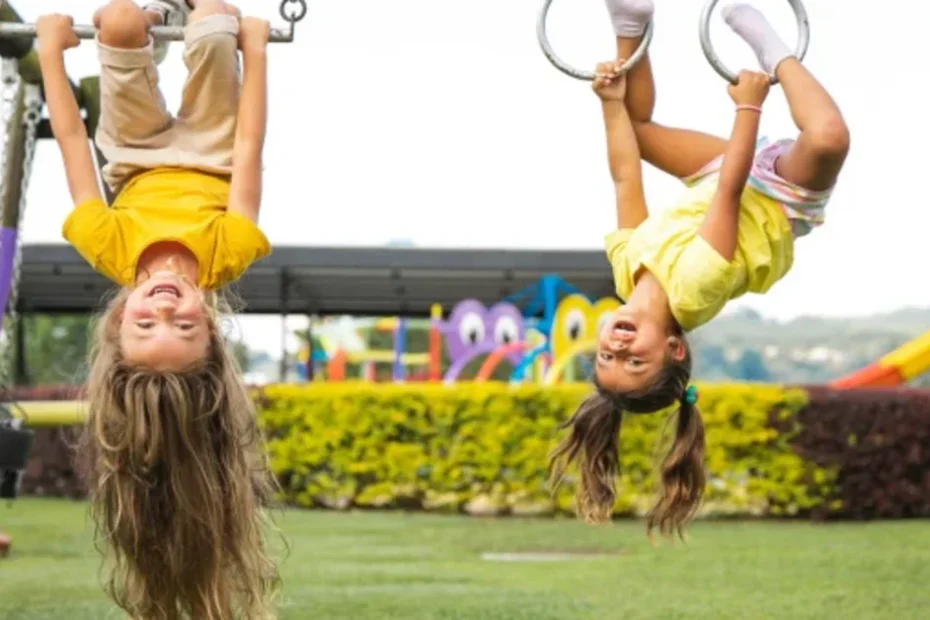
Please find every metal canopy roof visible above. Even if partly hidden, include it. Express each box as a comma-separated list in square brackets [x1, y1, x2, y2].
[18, 244, 615, 317]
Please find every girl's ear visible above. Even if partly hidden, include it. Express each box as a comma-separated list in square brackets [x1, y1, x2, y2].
[667, 336, 687, 362]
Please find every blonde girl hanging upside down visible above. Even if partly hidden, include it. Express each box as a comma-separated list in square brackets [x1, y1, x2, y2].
[37, 1, 280, 617]
[550, 0, 850, 537]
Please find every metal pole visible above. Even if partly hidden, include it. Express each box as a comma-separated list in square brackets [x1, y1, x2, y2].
[79, 77, 115, 204]
[12, 311, 24, 385]
[278, 272, 289, 382]
[0, 21, 296, 43]
[305, 315, 314, 382]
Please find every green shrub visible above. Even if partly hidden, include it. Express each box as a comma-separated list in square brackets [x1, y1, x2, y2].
[258, 382, 831, 518]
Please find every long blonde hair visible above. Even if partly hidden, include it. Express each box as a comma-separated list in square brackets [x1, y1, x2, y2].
[78, 289, 281, 619]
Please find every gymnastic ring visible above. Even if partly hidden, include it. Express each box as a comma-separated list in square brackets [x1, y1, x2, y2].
[537, 0, 654, 82]
[699, 0, 810, 85]
[280, 0, 308, 24]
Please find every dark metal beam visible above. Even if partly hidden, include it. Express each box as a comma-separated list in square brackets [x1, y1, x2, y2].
[16, 244, 614, 317]
[13, 314, 25, 385]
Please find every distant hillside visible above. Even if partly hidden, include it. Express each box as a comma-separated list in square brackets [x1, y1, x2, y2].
[690, 307, 930, 385]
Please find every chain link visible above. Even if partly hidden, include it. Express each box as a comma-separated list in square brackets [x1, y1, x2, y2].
[279, 0, 308, 24]
[0, 59, 40, 398]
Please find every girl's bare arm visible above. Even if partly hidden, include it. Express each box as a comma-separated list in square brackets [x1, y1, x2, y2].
[228, 20, 269, 223]
[602, 99, 648, 229]
[698, 71, 769, 260]
[38, 21, 103, 206]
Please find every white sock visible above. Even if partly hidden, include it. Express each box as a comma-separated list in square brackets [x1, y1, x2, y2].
[721, 3, 793, 74]
[604, 0, 654, 38]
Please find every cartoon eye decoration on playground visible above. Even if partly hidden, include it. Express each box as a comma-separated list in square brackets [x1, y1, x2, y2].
[457, 310, 486, 348]
[440, 299, 526, 383]
[490, 307, 521, 346]
[549, 295, 621, 366]
[563, 308, 588, 342]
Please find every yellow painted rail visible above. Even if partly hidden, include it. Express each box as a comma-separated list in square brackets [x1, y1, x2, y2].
[11, 401, 86, 427]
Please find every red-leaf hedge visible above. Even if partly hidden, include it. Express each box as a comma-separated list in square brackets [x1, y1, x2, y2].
[787, 387, 930, 519]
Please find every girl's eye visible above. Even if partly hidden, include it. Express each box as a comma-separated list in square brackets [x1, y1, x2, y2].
[628, 358, 643, 367]
[177, 323, 195, 331]
[600, 351, 614, 362]
[137, 321, 154, 329]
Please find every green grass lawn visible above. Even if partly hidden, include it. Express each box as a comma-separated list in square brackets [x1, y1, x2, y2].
[1, 498, 929, 619]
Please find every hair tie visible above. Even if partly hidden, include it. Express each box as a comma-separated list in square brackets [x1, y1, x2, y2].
[683, 385, 699, 405]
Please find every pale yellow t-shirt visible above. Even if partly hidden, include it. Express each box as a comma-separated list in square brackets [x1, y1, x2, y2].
[62, 168, 270, 290]
[605, 179, 794, 332]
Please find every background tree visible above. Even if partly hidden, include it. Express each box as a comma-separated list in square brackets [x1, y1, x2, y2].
[15, 315, 92, 385]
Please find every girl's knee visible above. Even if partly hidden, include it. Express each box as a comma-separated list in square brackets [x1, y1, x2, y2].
[809, 116, 850, 159]
[190, 0, 240, 22]
[96, 0, 149, 49]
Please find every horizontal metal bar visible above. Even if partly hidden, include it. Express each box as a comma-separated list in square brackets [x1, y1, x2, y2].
[0, 21, 295, 43]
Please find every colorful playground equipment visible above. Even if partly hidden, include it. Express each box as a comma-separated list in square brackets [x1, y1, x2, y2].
[299, 317, 434, 382]
[437, 299, 526, 384]
[297, 275, 620, 385]
[829, 331, 930, 388]
[284, 269, 930, 390]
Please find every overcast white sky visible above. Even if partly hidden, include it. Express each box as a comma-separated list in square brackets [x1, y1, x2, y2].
[13, 1, 928, 357]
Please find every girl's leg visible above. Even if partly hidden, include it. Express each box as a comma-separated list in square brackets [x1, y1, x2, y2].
[606, 0, 654, 123]
[92, 0, 175, 191]
[769, 59, 850, 191]
[93, 0, 152, 47]
[633, 122, 728, 180]
[607, 0, 728, 180]
[724, 4, 850, 191]
[174, 0, 241, 172]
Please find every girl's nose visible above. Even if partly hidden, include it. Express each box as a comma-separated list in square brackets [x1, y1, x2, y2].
[606, 339, 627, 353]
[154, 303, 176, 318]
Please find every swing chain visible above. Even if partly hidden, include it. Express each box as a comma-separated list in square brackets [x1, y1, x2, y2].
[0, 59, 40, 398]
[0, 59, 17, 397]
[279, 0, 308, 25]
[5, 85, 42, 388]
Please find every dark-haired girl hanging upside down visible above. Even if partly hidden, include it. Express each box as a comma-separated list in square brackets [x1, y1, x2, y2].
[550, 0, 849, 538]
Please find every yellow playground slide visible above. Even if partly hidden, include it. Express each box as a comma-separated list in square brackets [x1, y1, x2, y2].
[830, 330, 930, 388]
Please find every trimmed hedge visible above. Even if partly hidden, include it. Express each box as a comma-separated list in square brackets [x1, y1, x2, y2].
[788, 387, 930, 520]
[259, 383, 830, 518]
[16, 384, 930, 520]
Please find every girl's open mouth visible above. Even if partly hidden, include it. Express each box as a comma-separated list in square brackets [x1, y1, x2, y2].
[149, 284, 180, 299]
[613, 320, 636, 336]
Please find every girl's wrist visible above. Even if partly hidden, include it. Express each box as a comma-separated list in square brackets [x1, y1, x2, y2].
[735, 104, 762, 114]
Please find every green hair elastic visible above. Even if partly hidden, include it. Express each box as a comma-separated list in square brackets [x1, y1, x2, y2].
[684, 385, 699, 405]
